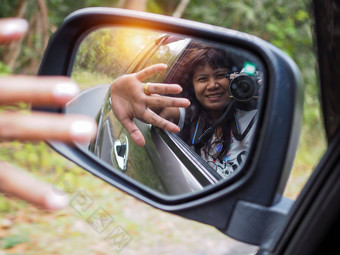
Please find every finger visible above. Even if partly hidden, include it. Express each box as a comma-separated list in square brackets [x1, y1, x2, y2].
[119, 117, 145, 147]
[0, 18, 28, 44]
[142, 109, 180, 133]
[0, 162, 68, 211]
[0, 75, 80, 106]
[135, 63, 168, 81]
[0, 112, 97, 143]
[145, 95, 190, 109]
[144, 83, 184, 95]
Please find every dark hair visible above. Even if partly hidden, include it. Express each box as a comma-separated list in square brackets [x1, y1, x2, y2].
[173, 42, 235, 160]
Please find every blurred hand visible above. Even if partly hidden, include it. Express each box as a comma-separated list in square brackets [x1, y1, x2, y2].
[0, 18, 97, 211]
[110, 63, 190, 146]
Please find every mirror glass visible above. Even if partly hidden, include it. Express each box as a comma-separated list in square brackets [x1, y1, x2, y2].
[66, 26, 265, 196]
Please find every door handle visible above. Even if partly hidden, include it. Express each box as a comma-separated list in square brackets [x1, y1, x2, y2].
[113, 134, 129, 171]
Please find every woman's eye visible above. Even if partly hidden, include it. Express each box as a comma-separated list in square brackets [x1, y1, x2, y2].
[197, 77, 207, 82]
[216, 73, 226, 79]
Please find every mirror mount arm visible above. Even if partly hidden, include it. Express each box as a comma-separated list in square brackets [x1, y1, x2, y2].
[225, 196, 294, 249]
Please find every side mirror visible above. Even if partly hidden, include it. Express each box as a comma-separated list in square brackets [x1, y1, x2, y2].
[38, 8, 303, 246]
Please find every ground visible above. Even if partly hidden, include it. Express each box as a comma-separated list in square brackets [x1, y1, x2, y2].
[0, 161, 258, 255]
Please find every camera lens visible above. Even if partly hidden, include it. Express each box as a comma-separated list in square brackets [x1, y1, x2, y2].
[229, 75, 256, 101]
[237, 81, 251, 94]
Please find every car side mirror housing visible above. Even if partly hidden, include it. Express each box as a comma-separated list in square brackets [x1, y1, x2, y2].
[38, 8, 303, 247]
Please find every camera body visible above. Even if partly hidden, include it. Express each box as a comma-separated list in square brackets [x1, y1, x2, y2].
[226, 71, 262, 102]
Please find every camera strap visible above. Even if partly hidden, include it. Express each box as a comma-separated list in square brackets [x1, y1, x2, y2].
[192, 100, 235, 147]
[231, 111, 257, 141]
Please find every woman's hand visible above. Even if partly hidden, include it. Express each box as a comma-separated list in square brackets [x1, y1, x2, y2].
[111, 63, 190, 146]
[0, 18, 97, 211]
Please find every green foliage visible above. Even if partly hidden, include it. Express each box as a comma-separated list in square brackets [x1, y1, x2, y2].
[0, 234, 29, 249]
[0, 61, 11, 74]
[74, 28, 128, 77]
[73, 27, 161, 79]
[47, 0, 119, 26]
[0, 0, 121, 75]
[183, 1, 314, 74]
[0, 0, 19, 18]
[146, 0, 180, 15]
[72, 69, 114, 90]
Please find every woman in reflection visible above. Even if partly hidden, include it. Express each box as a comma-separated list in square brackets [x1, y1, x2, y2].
[110, 43, 258, 178]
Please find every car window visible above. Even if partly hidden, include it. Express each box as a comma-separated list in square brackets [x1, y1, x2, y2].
[138, 37, 191, 83]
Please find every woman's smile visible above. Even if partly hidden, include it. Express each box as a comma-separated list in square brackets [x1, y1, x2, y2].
[206, 93, 225, 99]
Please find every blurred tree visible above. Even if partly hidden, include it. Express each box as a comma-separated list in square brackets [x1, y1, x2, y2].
[0, 0, 120, 74]
[1, 0, 28, 71]
[146, 0, 181, 15]
[172, 0, 190, 17]
[119, 0, 147, 10]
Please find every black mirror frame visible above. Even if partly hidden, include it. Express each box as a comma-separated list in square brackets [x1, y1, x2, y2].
[38, 7, 303, 245]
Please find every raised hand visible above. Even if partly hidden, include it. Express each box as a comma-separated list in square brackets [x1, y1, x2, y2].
[0, 18, 97, 211]
[110, 63, 190, 146]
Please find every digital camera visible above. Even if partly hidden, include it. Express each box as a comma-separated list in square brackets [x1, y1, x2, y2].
[226, 71, 262, 102]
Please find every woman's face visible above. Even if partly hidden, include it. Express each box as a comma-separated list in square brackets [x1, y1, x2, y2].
[192, 63, 230, 119]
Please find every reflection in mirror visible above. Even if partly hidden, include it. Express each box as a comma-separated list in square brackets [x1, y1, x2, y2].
[67, 26, 265, 196]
